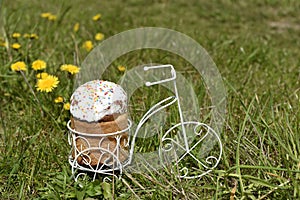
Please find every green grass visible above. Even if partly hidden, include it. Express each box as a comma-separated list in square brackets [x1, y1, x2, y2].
[1, 0, 300, 199]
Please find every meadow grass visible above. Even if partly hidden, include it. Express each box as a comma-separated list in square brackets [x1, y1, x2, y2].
[0, 0, 300, 199]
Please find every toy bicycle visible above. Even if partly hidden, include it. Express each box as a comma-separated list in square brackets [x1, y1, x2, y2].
[67, 64, 222, 180]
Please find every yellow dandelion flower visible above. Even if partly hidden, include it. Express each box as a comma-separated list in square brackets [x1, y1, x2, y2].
[23, 33, 30, 38]
[95, 33, 104, 41]
[117, 65, 126, 72]
[82, 40, 93, 52]
[92, 13, 101, 21]
[0, 37, 7, 47]
[41, 12, 57, 21]
[32, 60, 46, 71]
[60, 64, 80, 74]
[11, 61, 27, 71]
[36, 72, 49, 79]
[12, 33, 21, 38]
[73, 23, 80, 32]
[41, 12, 52, 18]
[48, 14, 57, 21]
[54, 96, 64, 103]
[63, 103, 70, 110]
[11, 43, 21, 50]
[30, 33, 39, 39]
[36, 75, 59, 93]
[0, 42, 8, 47]
[60, 64, 67, 71]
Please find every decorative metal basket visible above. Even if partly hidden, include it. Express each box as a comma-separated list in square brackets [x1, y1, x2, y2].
[67, 119, 132, 180]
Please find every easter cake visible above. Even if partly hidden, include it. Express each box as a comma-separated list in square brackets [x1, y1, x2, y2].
[70, 80, 129, 166]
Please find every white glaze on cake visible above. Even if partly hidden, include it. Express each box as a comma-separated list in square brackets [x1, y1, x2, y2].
[70, 80, 127, 122]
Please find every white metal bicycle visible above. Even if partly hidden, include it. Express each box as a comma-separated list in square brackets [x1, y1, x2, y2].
[128, 64, 222, 179]
[67, 64, 222, 180]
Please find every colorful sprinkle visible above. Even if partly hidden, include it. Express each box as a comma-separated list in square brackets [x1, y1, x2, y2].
[70, 80, 127, 122]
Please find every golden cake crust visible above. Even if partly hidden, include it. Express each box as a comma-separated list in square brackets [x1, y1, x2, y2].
[71, 113, 129, 166]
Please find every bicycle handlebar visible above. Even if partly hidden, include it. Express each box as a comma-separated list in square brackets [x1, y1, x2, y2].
[144, 64, 176, 86]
